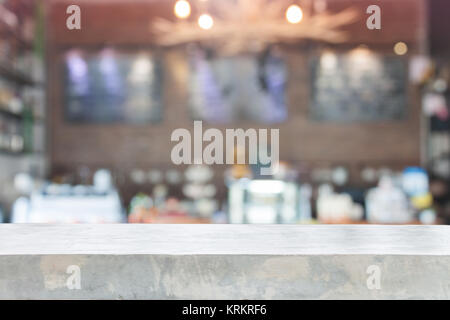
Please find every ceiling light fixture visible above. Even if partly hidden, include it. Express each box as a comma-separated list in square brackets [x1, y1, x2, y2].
[154, 0, 360, 55]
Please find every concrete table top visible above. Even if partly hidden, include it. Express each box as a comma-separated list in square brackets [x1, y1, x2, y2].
[1, 224, 450, 299]
[1, 224, 450, 255]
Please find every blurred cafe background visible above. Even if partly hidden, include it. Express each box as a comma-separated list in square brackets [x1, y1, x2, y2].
[0, 0, 449, 225]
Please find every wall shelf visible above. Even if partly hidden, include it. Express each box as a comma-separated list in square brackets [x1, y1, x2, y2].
[0, 62, 38, 86]
[0, 148, 24, 156]
[0, 108, 23, 120]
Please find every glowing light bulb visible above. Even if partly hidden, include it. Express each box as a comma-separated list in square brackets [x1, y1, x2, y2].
[394, 42, 408, 55]
[174, 0, 191, 19]
[198, 14, 214, 30]
[286, 4, 303, 24]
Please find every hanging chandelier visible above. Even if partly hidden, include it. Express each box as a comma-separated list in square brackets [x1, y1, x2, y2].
[151, 0, 360, 55]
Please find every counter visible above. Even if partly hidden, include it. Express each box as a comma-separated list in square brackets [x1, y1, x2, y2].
[1, 224, 449, 299]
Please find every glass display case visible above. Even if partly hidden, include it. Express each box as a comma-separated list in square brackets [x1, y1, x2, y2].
[228, 179, 299, 224]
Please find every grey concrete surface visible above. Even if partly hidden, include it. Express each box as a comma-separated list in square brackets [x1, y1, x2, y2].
[0, 224, 449, 299]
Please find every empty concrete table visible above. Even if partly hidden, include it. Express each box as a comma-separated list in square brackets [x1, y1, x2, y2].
[1, 224, 449, 299]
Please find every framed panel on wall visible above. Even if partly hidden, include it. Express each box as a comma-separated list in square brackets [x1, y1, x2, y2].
[63, 48, 163, 124]
[188, 47, 288, 124]
[310, 49, 407, 122]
